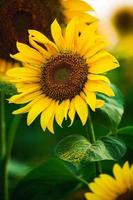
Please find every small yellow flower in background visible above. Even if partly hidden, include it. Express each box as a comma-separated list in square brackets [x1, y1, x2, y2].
[7, 18, 119, 133]
[0, 59, 20, 82]
[85, 162, 133, 200]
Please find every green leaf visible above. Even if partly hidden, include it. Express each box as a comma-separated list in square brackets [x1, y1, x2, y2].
[55, 135, 90, 164]
[55, 135, 126, 164]
[89, 136, 126, 161]
[93, 84, 124, 133]
[12, 158, 83, 200]
[117, 126, 133, 149]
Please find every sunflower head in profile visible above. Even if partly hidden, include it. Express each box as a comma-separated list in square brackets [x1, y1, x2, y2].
[8, 18, 119, 133]
[112, 6, 133, 36]
[85, 161, 133, 200]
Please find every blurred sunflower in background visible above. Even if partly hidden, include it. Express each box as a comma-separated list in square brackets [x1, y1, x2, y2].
[112, 6, 133, 58]
[7, 18, 119, 133]
[0, 0, 96, 83]
[112, 7, 133, 36]
[85, 162, 133, 200]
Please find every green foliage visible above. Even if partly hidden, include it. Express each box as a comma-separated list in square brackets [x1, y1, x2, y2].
[93, 84, 124, 133]
[12, 158, 85, 200]
[117, 126, 133, 149]
[55, 135, 126, 164]
[8, 160, 32, 177]
[0, 81, 17, 96]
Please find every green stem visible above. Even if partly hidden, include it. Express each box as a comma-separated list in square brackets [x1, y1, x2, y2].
[0, 92, 6, 157]
[4, 115, 22, 200]
[6, 115, 22, 162]
[86, 110, 102, 175]
[0, 92, 8, 200]
[0, 99, 22, 200]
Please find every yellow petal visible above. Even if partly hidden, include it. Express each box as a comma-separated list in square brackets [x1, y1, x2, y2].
[113, 164, 126, 192]
[100, 174, 119, 193]
[51, 19, 65, 49]
[65, 18, 77, 50]
[77, 22, 98, 54]
[40, 101, 56, 132]
[85, 192, 99, 200]
[63, 99, 70, 120]
[64, 11, 96, 24]
[68, 99, 76, 126]
[29, 37, 50, 58]
[85, 40, 108, 59]
[85, 81, 115, 96]
[16, 83, 40, 93]
[122, 162, 131, 189]
[46, 114, 55, 134]
[28, 29, 50, 43]
[55, 100, 69, 127]
[16, 42, 43, 60]
[74, 95, 88, 125]
[88, 74, 110, 84]
[81, 90, 96, 111]
[94, 178, 117, 198]
[13, 103, 32, 114]
[10, 53, 42, 66]
[62, 0, 94, 11]
[7, 67, 40, 78]
[9, 90, 42, 104]
[28, 30, 58, 54]
[27, 97, 52, 125]
[88, 51, 119, 74]
[13, 95, 43, 114]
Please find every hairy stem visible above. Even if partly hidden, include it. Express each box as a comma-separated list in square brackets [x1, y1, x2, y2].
[86, 110, 102, 175]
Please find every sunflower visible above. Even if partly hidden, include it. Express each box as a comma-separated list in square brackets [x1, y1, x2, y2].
[7, 18, 119, 133]
[85, 162, 133, 200]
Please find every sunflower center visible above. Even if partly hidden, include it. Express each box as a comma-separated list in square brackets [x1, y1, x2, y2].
[116, 190, 133, 200]
[40, 53, 88, 101]
[54, 63, 71, 83]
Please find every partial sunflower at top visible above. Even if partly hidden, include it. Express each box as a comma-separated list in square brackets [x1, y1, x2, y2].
[7, 18, 119, 133]
[0, 0, 96, 82]
[0, 0, 96, 58]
